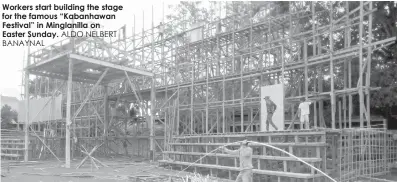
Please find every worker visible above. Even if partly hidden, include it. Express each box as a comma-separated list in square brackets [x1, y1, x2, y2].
[123, 138, 129, 157]
[221, 139, 253, 182]
[129, 105, 137, 120]
[158, 22, 164, 36]
[264, 96, 278, 131]
[298, 98, 312, 129]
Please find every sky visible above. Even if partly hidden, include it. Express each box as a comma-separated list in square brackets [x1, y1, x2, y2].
[0, 0, 178, 99]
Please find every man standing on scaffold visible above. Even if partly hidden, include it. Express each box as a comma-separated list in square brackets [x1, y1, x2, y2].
[264, 96, 278, 131]
[298, 97, 312, 129]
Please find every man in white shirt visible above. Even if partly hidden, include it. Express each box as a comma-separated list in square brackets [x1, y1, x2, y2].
[298, 98, 312, 129]
[222, 140, 253, 182]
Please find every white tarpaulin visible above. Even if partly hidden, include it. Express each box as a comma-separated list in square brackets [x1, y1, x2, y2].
[18, 94, 63, 123]
[260, 84, 284, 131]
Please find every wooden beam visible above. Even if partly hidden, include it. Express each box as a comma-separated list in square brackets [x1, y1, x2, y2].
[69, 53, 153, 77]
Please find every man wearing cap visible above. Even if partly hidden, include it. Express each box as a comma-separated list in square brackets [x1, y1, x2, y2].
[221, 140, 253, 182]
[264, 96, 278, 131]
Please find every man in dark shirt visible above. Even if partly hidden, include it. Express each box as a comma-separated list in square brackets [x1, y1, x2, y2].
[264, 96, 278, 131]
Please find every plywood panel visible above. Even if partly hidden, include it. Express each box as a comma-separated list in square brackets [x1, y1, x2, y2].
[260, 84, 284, 131]
[18, 95, 63, 123]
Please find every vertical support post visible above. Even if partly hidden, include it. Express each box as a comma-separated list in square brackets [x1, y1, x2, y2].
[231, 7, 236, 132]
[222, 63, 226, 133]
[312, 2, 318, 129]
[240, 55, 244, 132]
[150, 5, 155, 160]
[312, 1, 316, 55]
[24, 41, 31, 162]
[314, 78, 318, 129]
[142, 10, 145, 74]
[103, 86, 108, 152]
[338, 101, 342, 128]
[304, 39, 309, 129]
[330, 3, 336, 129]
[191, 63, 194, 134]
[160, 2, 167, 152]
[206, 32, 209, 134]
[65, 18, 76, 167]
[150, 77, 155, 160]
[176, 48, 180, 135]
[304, 40, 308, 100]
[281, 46, 285, 130]
[346, 2, 352, 128]
[366, 2, 373, 128]
[343, 1, 349, 129]
[65, 56, 73, 168]
[190, 15, 195, 135]
[358, 1, 364, 128]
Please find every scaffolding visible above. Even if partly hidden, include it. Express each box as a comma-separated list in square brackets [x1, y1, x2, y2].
[19, 1, 396, 181]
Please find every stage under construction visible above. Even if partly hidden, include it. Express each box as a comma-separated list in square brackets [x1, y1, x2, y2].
[3, 1, 396, 182]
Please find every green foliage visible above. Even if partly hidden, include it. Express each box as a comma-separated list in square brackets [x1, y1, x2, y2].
[165, 2, 218, 36]
[1, 104, 18, 127]
[370, 1, 397, 107]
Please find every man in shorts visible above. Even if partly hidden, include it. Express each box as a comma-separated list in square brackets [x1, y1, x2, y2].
[298, 98, 312, 129]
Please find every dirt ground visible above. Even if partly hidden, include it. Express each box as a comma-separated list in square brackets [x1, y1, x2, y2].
[0, 157, 204, 182]
[1, 157, 396, 182]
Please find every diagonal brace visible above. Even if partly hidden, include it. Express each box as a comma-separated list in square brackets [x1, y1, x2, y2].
[76, 143, 104, 169]
[71, 68, 109, 123]
[124, 71, 147, 116]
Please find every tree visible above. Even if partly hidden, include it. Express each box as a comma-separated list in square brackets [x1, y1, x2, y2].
[1, 104, 18, 128]
[369, 2, 397, 108]
[165, 1, 218, 36]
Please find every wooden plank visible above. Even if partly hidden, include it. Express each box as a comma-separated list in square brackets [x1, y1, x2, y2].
[159, 160, 324, 179]
[173, 131, 326, 138]
[1, 153, 22, 157]
[168, 142, 327, 147]
[1, 148, 25, 151]
[163, 151, 322, 162]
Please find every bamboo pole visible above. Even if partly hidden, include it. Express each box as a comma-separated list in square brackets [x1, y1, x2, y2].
[366, 2, 373, 128]
[330, 2, 336, 129]
[24, 39, 31, 162]
[358, 1, 364, 128]
[65, 55, 73, 168]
